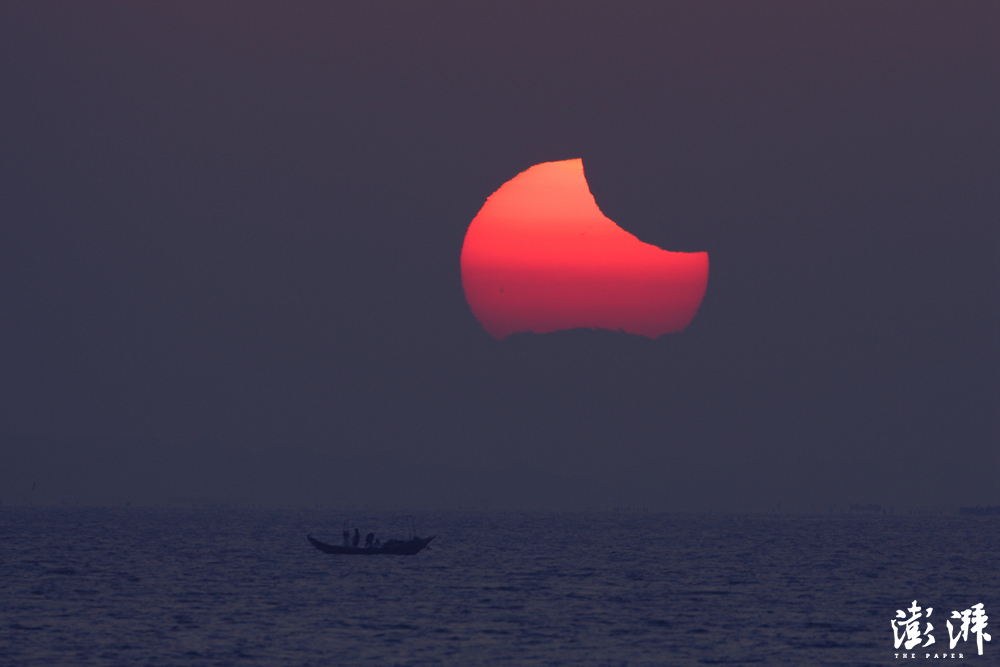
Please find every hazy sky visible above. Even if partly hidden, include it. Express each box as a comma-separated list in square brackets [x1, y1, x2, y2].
[1, 2, 996, 510]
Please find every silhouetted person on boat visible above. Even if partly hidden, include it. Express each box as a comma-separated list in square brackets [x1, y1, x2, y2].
[352, 528, 360, 548]
[365, 532, 375, 548]
[343, 530, 350, 547]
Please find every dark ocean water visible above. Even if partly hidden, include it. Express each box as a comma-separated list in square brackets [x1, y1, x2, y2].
[1, 508, 996, 666]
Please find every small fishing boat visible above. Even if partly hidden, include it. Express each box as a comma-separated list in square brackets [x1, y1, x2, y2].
[307, 534, 435, 555]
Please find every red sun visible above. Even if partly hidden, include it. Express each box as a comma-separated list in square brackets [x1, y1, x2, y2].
[461, 159, 708, 340]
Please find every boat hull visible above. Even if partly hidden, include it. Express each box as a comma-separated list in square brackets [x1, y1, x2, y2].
[307, 534, 435, 555]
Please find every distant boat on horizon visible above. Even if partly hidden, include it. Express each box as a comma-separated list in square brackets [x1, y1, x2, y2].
[307, 534, 435, 555]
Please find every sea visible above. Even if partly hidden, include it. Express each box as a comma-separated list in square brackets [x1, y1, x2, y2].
[1, 508, 997, 666]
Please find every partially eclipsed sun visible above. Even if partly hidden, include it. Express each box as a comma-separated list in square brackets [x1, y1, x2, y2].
[460, 159, 708, 340]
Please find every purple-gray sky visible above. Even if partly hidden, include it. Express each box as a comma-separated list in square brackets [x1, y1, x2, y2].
[1, 1, 996, 510]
